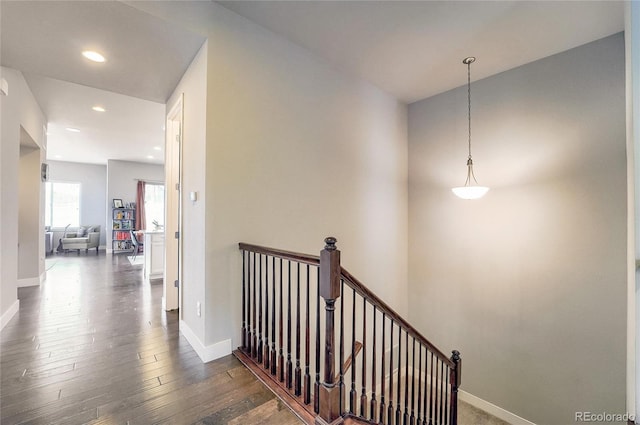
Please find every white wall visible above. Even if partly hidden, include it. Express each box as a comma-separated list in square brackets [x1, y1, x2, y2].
[48, 160, 108, 246]
[0, 66, 47, 323]
[106, 159, 164, 251]
[166, 41, 207, 337]
[408, 34, 626, 425]
[203, 3, 408, 350]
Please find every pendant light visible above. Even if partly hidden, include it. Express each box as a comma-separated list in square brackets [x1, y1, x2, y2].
[452, 57, 489, 200]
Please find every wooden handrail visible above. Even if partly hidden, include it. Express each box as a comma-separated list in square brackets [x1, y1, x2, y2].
[238, 242, 320, 265]
[239, 241, 453, 367]
[340, 268, 454, 368]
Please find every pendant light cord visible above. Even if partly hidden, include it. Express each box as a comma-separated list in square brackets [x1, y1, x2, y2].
[467, 59, 472, 160]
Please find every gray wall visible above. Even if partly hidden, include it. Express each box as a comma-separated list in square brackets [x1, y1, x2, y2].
[1, 67, 47, 320]
[48, 160, 108, 246]
[158, 0, 409, 352]
[202, 2, 408, 349]
[106, 160, 164, 250]
[166, 41, 207, 337]
[408, 34, 626, 424]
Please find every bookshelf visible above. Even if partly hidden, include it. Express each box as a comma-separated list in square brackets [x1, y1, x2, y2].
[112, 206, 135, 252]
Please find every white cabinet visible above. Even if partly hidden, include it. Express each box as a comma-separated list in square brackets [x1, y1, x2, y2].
[144, 231, 165, 281]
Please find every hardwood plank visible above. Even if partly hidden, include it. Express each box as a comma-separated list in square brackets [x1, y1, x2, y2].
[1, 253, 302, 425]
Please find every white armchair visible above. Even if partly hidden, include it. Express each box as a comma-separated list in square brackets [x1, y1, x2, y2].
[61, 225, 101, 254]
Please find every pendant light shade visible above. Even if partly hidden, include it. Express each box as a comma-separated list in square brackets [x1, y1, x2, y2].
[452, 57, 489, 200]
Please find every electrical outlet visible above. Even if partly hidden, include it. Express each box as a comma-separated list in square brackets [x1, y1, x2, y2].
[196, 301, 201, 317]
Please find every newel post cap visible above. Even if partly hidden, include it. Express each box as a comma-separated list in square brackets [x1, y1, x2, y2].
[324, 237, 337, 251]
[451, 350, 461, 362]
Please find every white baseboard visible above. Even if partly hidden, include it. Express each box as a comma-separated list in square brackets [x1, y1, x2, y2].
[179, 320, 232, 363]
[459, 390, 536, 425]
[17, 277, 40, 288]
[1, 299, 20, 331]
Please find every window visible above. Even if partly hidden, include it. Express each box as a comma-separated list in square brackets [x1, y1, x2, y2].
[144, 184, 165, 230]
[45, 182, 80, 228]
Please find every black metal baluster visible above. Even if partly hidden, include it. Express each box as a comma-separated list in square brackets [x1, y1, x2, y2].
[264, 255, 270, 370]
[242, 250, 247, 351]
[445, 365, 450, 425]
[410, 337, 416, 425]
[417, 344, 422, 425]
[350, 287, 357, 414]
[429, 352, 435, 425]
[435, 358, 440, 425]
[279, 258, 284, 382]
[304, 264, 311, 404]
[252, 252, 257, 358]
[388, 319, 394, 425]
[360, 298, 367, 418]
[257, 254, 263, 363]
[295, 262, 302, 396]
[370, 306, 377, 422]
[271, 256, 277, 376]
[380, 313, 386, 424]
[438, 360, 444, 423]
[396, 327, 402, 425]
[287, 261, 293, 389]
[404, 331, 409, 425]
[339, 279, 345, 414]
[314, 267, 320, 413]
[423, 349, 429, 425]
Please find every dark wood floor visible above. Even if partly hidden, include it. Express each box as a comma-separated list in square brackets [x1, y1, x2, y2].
[0, 252, 302, 425]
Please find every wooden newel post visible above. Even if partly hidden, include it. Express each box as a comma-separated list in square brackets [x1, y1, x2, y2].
[449, 350, 462, 425]
[316, 237, 344, 425]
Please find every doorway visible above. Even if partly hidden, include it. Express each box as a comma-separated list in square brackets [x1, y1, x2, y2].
[18, 127, 42, 287]
[164, 96, 183, 313]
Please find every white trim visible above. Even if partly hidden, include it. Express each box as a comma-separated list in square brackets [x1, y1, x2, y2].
[17, 277, 40, 288]
[179, 320, 232, 363]
[40, 271, 46, 284]
[459, 390, 536, 425]
[1, 300, 20, 331]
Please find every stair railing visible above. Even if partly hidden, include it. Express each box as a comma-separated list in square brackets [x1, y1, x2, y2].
[237, 237, 461, 425]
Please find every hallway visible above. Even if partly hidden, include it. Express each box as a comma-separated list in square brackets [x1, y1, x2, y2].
[0, 253, 301, 424]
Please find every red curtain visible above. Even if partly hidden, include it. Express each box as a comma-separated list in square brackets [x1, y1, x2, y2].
[136, 181, 146, 230]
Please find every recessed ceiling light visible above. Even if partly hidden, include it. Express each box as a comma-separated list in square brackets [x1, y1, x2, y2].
[82, 50, 105, 63]
[153, 146, 162, 151]
[92, 106, 106, 112]
[55, 155, 62, 159]
[66, 127, 80, 133]
[146, 155, 154, 159]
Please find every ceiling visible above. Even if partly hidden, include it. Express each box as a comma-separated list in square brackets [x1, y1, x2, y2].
[0, 0, 205, 165]
[0, 1, 626, 164]
[24, 74, 166, 165]
[218, 1, 625, 103]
